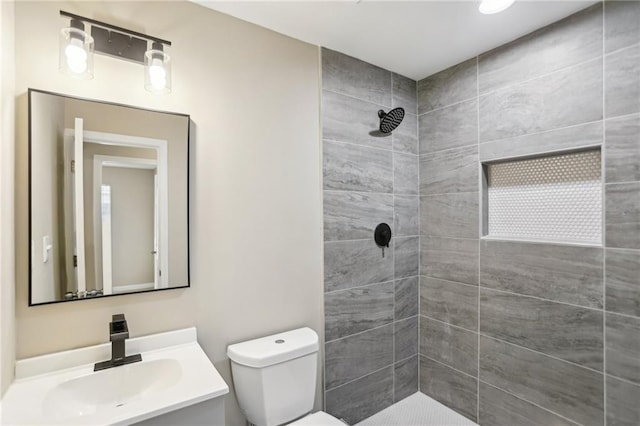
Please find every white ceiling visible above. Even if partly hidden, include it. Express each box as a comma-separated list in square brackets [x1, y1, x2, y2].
[195, 0, 597, 80]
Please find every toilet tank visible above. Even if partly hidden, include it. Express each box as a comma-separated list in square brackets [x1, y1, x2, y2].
[227, 328, 319, 426]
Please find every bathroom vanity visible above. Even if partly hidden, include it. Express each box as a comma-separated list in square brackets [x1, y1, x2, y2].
[1, 328, 228, 425]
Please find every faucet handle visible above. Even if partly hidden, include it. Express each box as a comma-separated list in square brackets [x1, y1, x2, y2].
[110, 314, 129, 340]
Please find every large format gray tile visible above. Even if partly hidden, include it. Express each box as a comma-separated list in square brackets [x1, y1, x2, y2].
[479, 336, 604, 426]
[480, 240, 603, 308]
[325, 324, 393, 389]
[607, 375, 640, 426]
[392, 73, 417, 114]
[606, 114, 640, 183]
[419, 99, 478, 154]
[420, 145, 479, 194]
[419, 356, 478, 422]
[394, 356, 418, 403]
[394, 195, 419, 237]
[324, 240, 394, 292]
[480, 58, 603, 142]
[479, 381, 579, 426]
[606, 313, 640, 385]
[480, 288, 603, 370]
[606, 44, 640, 118]
[479, 4, 602, 94]
[325, 366, 394, 425]
[325, 282, 394, 342]
[323, 140, 393, 193]
[420, 192, 479, 238]
[479, 121, 603, 162]
[606, 182, 640, 249]
[606, 248, 640, 317]
[418, 58, 477, 114]
[605, 0, 640, 53]
[322, 48, 391, 106]
[322, 90, 390, 150]
[420, 317, 478, 376]
[396, 276, 419, 320]
[421, 277, 478, 331]
[324, 191, 393, 241]
[421, 237, 479, 285]
[394, 237, 419, 279]
[392, 112, 418, 155]
[395, 316, 418, 361]
[394, 152, 419, 195]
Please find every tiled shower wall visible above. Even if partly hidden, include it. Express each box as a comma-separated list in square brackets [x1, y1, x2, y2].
[417, 2, 640, 426]
[321, 48, 419, 424]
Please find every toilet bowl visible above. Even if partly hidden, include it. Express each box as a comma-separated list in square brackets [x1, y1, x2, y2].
[227, 328, 344, 426]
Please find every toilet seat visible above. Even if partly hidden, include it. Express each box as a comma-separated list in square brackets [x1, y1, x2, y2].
[290, 411, 345, 425]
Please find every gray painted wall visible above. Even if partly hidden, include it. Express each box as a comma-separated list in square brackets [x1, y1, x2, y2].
[418, 2, 640, 426]
[321, 48, 419, 424]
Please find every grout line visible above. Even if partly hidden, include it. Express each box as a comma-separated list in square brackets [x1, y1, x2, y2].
[476, 53, 481, 423]
[420, 314, 478, 335]
[325, 363, 393, 393]
[325, 236, 420, 245]
[324, 320, 393, 344]
[604, 310, 640, 321]
[322, 87, 393, 110]
[480, 142, 604, 164]
[603, 180, 640, 186]
[419, 141, 479, 157]
[602, 5, 608, 420]
[479, 118, 605, 146]
[323, 138, 397, 154]
[420, 235, 479, 241]
[323, 188, 399, 196]
[391, 70, 396, 402]
[478, 380, 582, 426]
[420, 190, 480, 197]
[324, 279, 396, 296]
[420, 274, 480, 289]
[477, 55, 603, 99]
[479, 285, 604, 313]
[480, 235, 604, 248]
[420, 354, 478, 381]
[417, 95, 478, 117]
[604, 40, 640, 58]
[605, 372, 640, 388]
[602, 246, 640, 253]
[395, 353, 419, 366]
[480, 334, 606, 376]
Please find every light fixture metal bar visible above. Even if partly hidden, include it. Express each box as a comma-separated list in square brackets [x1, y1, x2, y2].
[60, 10, 172, 46]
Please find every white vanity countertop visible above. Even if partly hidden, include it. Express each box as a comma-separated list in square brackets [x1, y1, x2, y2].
[1, 327, 229, 425]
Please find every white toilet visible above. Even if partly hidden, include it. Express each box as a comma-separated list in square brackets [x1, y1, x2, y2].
[227, 327, 344, 426]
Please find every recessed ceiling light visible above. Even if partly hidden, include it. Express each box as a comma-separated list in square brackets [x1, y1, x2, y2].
[479, 0, 515, 14]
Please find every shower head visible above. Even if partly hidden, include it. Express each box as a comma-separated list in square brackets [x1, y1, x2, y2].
[378, 107, 405, 134]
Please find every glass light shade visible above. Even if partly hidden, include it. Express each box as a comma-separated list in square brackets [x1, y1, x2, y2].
[479, 0, 515, 14]
[144, 47, 171, 94]
[59, 26, 94, 79]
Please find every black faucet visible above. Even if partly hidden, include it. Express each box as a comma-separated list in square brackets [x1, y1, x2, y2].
[94, 314, 142, 371]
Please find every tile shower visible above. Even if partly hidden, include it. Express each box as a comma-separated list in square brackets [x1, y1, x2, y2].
[322, 2, 640, 426]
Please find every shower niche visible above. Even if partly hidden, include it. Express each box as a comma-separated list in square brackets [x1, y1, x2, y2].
[481, 149, 602, 245]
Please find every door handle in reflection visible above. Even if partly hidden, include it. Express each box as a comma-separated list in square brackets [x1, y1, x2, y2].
[151, 250, 157, 255]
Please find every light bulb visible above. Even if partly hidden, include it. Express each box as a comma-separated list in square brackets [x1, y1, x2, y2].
[65, 37, 88, 74]
[479, 0, 515, 14]
[148, 58, 167, 90]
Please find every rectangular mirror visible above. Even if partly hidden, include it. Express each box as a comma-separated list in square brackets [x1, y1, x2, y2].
[28, 89, 190, 305]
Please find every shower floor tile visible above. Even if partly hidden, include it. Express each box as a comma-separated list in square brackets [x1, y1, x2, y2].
[355, 392, 477, 426]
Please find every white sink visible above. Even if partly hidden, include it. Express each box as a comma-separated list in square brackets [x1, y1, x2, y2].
[2, 328, 228, 425]
[43, 358, 182, 420]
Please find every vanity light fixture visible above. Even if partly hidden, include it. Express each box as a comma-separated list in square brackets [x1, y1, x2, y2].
[59, 18, 94, 79]
[59, 11, 172, 94]
[479, 0, 515, 14]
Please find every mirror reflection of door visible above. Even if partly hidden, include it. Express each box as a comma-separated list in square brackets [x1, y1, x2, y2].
[63, 127, 167, 297]
[100, 162, 157, 294]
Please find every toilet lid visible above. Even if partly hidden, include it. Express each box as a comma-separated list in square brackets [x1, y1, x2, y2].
[292, 411, 345, 426]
